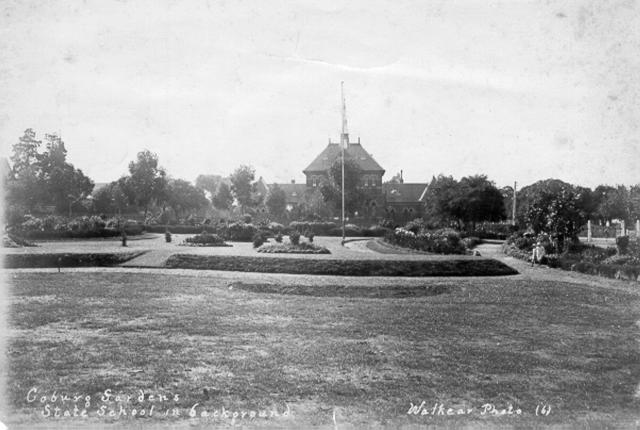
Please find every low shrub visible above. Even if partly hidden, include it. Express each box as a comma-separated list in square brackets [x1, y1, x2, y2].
[184, 232, 229, 246]
[462, 236, 481, 249]
[405, 218, 425, 234]
[253, 232, 268, 248]
[267, 222, 285, 234]
[616, 235, 630, 254]
[275, 233, 283, 243]
[385, 227, 466, 254]
[289, 221, 337, 236]
[501, 242, 532, 262]
[289, 230, 301, 246]
[165, 230, 172, 243]
[304, 230, 315, 243]
[224, 222, 257, 242]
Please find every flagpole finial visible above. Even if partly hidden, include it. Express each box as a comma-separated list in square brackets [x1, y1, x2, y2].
[341, 82, 349, 146]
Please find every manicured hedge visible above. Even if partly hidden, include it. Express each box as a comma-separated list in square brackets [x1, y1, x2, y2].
[145, 225, 217, 234]
[14, 226, 144, 240]
[165, 254, 518, 276]
[289, 221, 388, 237]
[183, 233, 230, 247]
[11, 215, 145, 239]
[3, 252, 145, 268]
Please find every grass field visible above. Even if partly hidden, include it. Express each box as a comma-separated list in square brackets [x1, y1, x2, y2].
[164, 254, 517, 276]
[4, 270, 640, 428]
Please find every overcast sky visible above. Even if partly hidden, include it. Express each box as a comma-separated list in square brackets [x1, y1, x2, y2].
[1, 0, 639, 189]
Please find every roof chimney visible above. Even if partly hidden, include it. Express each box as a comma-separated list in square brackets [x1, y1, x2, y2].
[400, 170, 404, 184]
[291, 179, 295, 184]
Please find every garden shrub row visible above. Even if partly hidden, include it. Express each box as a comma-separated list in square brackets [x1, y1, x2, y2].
[152, 221, 387, 240]
[165, 254, 518, 276]
[289, 221, 387, 237]
[145, 225, 217, 234]
[385, 227, 467, 254]
[10, 215, 145, 239]
[183, 233, 229, 247]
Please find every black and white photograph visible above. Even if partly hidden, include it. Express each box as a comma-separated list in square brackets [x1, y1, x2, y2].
[1, 1, 639, 428]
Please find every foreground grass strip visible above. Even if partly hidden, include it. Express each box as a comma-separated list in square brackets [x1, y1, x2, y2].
[3, 251, 147, 268]
[230, 282, 451, 298]
[6, 273, 640, 427]
[164, 254, 518, 276]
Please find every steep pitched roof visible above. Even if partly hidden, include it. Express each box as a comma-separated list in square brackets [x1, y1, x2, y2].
[271, 183, 308, 205]
[303, 143, 385, 174]
[383, 183, 429, 204]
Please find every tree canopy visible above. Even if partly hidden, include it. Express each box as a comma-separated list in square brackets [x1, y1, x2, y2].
[265, 184, 287, 218]
[320, 158, 367, 216]
[230, 165, 256, 212]
[125, 150, 167, 219]
[7, 129, 94, 214]
[423, 174, 504, 229]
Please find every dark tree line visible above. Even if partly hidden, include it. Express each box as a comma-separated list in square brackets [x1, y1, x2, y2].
[423, 174, 505, 230]
[6, 129, 94, 217]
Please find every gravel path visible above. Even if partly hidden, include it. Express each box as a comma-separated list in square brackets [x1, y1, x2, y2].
[5, 239, 639, 294]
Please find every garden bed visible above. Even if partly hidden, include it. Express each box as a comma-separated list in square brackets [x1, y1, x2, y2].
[3, 251, 146, 268]
[257, 243, 330, 254]
[164, 254, 518, 276]
[502, 233, 640, 283]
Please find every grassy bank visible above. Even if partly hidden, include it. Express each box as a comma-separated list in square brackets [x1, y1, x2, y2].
[5, 272, 640, 428]
[3, 251, 146, 268]
[164, 254, 518, 276]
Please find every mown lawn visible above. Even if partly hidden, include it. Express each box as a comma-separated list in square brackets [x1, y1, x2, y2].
[4, 271, 640, 428]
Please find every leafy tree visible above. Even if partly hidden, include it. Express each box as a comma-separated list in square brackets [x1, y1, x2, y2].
[320, 158, 366, 216]
[230, 165, 256, 212]
[265, 184, 287, 218]
[165, 178, 209, 219]
[212, 182, 233, 210]
[125, 150, 167, 219]
[630, 185, 640, 221]
[92, 179, 129, 216]
[422, 175, 464, 227]
[195, 174, 223, 200]
[290, 188, 334, 221]
[458, 175, 505, 229]
[594, 185, 630, 224]
[501, 185, 515, 221]
[39, 134, 94, 215]
[7, 130, 93, 214]
[523, 179, 590, 251]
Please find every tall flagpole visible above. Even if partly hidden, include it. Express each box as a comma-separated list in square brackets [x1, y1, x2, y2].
[341, 82, 346, 245]
[512, 181, 517, 226]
